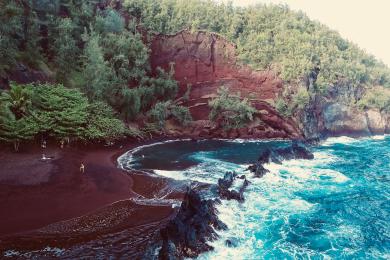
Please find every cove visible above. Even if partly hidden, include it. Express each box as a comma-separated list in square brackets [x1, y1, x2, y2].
[118, 137, 390, 259]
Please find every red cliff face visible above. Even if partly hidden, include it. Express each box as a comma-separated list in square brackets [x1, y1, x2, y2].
[151, 30, 301, 139]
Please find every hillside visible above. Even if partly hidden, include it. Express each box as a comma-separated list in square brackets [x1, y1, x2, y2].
[1, 0, 390, 149]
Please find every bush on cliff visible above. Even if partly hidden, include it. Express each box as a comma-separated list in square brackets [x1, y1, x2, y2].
[358, 86, 390, 112]
[148, 100, 192, 129]
[209, 86, 256, 130]
[275, 98, 291, 117]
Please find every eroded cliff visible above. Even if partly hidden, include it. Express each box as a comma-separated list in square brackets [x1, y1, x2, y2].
[151, 30, 301, 139]
[151, 30, 390, 140]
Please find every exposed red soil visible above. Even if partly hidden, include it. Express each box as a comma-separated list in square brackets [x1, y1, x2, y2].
[150, 30, 302, 139]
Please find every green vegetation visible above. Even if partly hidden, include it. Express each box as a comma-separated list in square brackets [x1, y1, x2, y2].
[148, 100, 192, 129]
[0, 83, 128, 151]
[209, 86, 256, 130]
[358, 87, 390, 112]
[275, 87, 310, 117]
[123, 0, 390, 90]
[123, 0, 390, 114]
[0, 1, 193, 150]
[1, 0, 390, 149]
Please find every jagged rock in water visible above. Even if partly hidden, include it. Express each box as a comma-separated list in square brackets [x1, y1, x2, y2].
[247, 162, 270, 178]
[218, 171, 236, 190]
[159, 240, 178, 260]
[275, 141, 315, 161]
[247, 142, 314, 178]
[225, 237, 239, 248]
[217, 172, 249, 202]
[158, 189, 227, 259]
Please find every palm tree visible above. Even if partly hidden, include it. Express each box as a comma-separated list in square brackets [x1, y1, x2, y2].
[0, 83, 32, 119]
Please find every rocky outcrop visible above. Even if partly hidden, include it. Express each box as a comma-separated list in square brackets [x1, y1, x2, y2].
[323, 103, 370, 136]
[302, 96, 390, 138]
[247, 141, 314, 177]
[151, 30, 301, 139]
[217, 172, 249, 202]
[157, 189, 227, 259]
[366, 110, 387, 134]
[297, 69, 390, 138]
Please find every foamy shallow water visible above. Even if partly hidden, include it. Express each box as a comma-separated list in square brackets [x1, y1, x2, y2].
[119, 137, 390, 259]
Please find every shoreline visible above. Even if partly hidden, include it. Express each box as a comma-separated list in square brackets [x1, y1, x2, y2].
[0, 138, 186, 257]
[0, 134, 386, 257]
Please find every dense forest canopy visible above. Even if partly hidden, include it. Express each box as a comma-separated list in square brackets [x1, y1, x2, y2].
[0, 0, 191, 149]
[124, 0, 390, 91]
[1, 0, 390, 149]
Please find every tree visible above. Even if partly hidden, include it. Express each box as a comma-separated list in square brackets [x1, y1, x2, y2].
[148, 100, 192, 129]
[209, 86, 256, 130]
[0, 83, 32, 119]
[84, 101, 128, 143]
[0, 98, 38, 152]
[291, 86, 310, 110]
[101, 30, 149, 86]
[53, 18, 79, 81]
[31, 84, 89, 141]
[358, 86, 390, 112]
[82, 32, 112, 100]
[95, 8, 125, 34]
[275, 97, 291, 117]
[0, 1, 23, 77]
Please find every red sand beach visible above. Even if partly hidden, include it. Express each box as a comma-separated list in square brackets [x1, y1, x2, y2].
[0, 141, 183, 256]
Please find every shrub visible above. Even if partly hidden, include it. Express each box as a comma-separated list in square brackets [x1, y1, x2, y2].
[291, 87, 310, 110]
[275, 97, 291, 117]
[84, 101, 128, 143]
[148, 101, 192, 128]
[209, 86, 256, 129]
[358, 86, 390, 112]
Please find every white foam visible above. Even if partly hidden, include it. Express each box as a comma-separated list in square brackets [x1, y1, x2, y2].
[370, 135, 386, 140]
[118, 139, 359, 259]
[223, 138, 286, 143]
[153, 169, 188, 181]
[117, 139, 191, 171]
[321, 136, 358, 146]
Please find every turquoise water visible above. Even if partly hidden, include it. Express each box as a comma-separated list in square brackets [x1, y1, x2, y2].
[119, 137, 390, 259]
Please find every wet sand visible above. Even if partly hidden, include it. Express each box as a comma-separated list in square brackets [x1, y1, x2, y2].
[0, 141, 184, 257]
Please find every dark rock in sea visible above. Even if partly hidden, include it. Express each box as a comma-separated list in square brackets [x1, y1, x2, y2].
[225, 237, 239, 248]
[276, 141, 314, 161]
[158, 189, 227, 259]
[159, 240, 178, 260]
[218, 171, 236, 190]
[247, 142, 314, 178]
[257, 148, 282, 164]
[247, 162, 270, 178]
[217, 172, 249, 202]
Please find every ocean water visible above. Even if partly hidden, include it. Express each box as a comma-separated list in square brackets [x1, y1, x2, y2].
[118, 137, 390, 259]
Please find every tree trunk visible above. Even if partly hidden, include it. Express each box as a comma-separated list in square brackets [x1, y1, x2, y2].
[13, 140, 20, 152]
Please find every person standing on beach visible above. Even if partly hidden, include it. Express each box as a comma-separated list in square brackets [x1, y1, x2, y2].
[80, 163, 85, 174]
[60, 140, 64, 149]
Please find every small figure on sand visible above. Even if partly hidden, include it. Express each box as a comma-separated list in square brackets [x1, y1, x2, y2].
[40, 153, 53, 161]
[60, 140, 64, 149]
[80, 163, 85, 174]
[41, 140, 47, 149]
